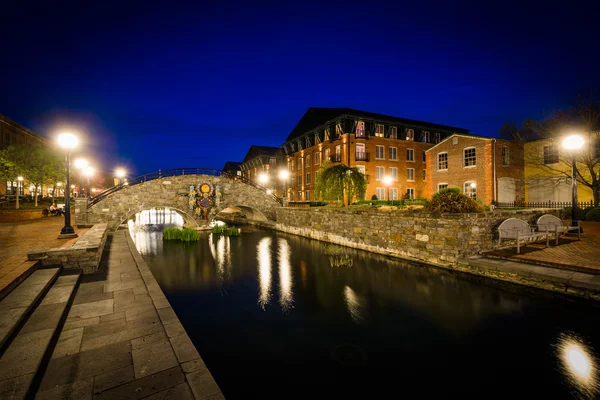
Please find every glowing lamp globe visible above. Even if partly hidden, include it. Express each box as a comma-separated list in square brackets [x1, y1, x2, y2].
[563, 135, 584, 150]
[58, 133, 78, 150]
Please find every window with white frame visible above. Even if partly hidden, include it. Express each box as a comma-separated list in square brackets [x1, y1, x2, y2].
[356, 121, 365, 137]
[464, 181, 477, 199]
[543, 145, 559, 165]
[324, 148, 330, 161]
[334, 145, 341, 162]
[406, 188, 415, 199]
[389, 188, 398, 200]
[306, 154, 311, 166]
[390, 126, 397, 139]
[376, 166, 385, 180]
[305, 172, 311, 185]
[406, 148, 414, 162]
[501, 146, 510, 166]
[297, 158, 302, 169]
[438, 152, 448, 170]
[375, 124, 384, 137]
[406, 128, 414, 141]
[356, 143, 366, 161]
[390, 167, 398, 180]
[422, 131, 430, 143]
[376, 187, 385, 200]
[438, 183, 448, 192]
[389, 147, 397, 160]
[464, 147, 476, 167]
[305, 190, 310, 201]
[423, 169, 426, 181]
[376, 145, 385, 159]
[407, 168, 415, 181]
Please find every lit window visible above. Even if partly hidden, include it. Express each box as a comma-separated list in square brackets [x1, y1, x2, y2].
[464, 147, 476, 167]
[502, 146, 510, 166]
[438, 153, 449, 170]
[438, 183, 448, 192]
[376, 145, 385, 160]
[543, 145, 559, 165]
[406, 128, 414, 141]
[324, 148, 330, 161]
[390, 126, 397, 139]
[389, 147, 397, 160]
[464, 181, 477, 199]
[390, 167, 398, 180]
[406, 149, 414, 162]
[389, 188, 398, 200]
[376, 166, 385, 180]
[335, 145, 341, 162]
[407, 168, 415, 181]
[356, 121, 365, 137]
[375, 124, 384, 137]
[406, 188, 415, 199]
[376, 187, 385, 200]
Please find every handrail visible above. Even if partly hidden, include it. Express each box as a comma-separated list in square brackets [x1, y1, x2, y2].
[87, 168, 283, 208]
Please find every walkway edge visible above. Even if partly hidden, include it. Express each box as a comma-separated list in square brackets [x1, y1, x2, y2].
[123, 228, 225, 400]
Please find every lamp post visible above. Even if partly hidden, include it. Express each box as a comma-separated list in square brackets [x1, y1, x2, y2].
[58, 133, 78, 238]
[83, 167, 94, 198]
[279, 170, 289, 202]
[74, 158, 88, 197]
[383, 176, 393, 206]
[16, 176, 23, 209]
[563, 134, 585, 227]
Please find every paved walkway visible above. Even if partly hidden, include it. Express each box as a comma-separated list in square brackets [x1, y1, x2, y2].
[0, 217, 88, 296]
[483, 221, 600, 274]
[36, 229, 223, 399]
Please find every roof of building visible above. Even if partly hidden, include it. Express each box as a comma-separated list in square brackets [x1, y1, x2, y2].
[0, 114, 48, 143]
[222, 161, 242, 171]
[424, 133, 519, 152]
[285, 107, 470, 142]
[242, 145, 281, 163]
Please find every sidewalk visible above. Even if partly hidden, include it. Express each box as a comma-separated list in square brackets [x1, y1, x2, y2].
[0, 217, 88, 296]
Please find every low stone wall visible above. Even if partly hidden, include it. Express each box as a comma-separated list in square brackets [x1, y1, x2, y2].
[0, 209, 45, 222]
[28, 223, 108, 274]
[275, 208, 560, 266]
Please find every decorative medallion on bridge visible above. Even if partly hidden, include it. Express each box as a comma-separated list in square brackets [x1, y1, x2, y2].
[187, 181, 222, 223]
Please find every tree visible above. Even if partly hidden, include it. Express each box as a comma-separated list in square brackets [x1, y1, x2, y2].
[500, 92, 600, 204]
[25, 147, 64, 206]
[0, 145, 29, 208]
[314, 161, 366, 206]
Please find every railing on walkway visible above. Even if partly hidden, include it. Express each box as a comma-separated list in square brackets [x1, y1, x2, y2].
[495, 200, 597, 209]
[87, 168, 283, 208]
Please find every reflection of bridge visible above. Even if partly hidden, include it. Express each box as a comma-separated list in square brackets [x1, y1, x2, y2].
[75, 168, 282, 227]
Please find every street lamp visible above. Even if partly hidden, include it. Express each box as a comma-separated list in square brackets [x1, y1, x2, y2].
[83, 167, 94, 198]
[563, 134, 585, 227]
[74, 158, 88, 197]
[57, 133, 78, 238]
[16, 176, 23, 209]
[383, 176, 394, 206]
[258, 172, 268, 185]
[115, 168, 126, 185]
[279, 170, 289, 200]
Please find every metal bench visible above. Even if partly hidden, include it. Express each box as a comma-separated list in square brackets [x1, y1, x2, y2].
[536, 214, 581, 245]
[498, 218, 549, 254]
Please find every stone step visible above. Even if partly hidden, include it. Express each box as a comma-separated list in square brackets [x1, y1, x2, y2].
[0, 270, 81, 400]
[0, 268, 61, 354]
[0, 263, 39, 303]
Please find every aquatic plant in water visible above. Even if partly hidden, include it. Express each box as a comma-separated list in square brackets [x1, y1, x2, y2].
[322, 244, 353, 267]
[162, 227, 200, 241]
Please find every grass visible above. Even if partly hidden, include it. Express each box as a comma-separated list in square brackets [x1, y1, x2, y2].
[162, 227, 200, 241]
[211, 224, 241, 236]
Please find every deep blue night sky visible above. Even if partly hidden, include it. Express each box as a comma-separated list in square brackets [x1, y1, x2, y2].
[1, 1, 599, 178]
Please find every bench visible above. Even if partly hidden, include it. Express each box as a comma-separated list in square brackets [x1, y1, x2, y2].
[536, 214, 581, 245]
[498, 218, 549, 254]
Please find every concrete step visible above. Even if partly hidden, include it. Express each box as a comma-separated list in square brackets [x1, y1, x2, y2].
[0, 270, 80, 400]
[0, 263, 39, 303]
[0, 268, 61, 354]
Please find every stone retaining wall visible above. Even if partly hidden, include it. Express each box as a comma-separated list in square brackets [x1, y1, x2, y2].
[0, 209, 45, 222]
[275, 208, 560, 265]
[29, 223, 108, 274]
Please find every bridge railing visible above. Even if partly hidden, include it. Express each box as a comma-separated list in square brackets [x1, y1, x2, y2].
[87, 168, 283, 208]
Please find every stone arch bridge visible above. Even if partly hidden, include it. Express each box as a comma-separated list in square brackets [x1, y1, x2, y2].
[74, 169, 282, 228]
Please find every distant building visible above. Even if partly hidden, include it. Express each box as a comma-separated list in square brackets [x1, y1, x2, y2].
[1, 115, 49, 197]
[281, 107, 469, 202]
[239, 146, 286, 195]
[425, 134, 525, 205]
[222, 161, 242, 177]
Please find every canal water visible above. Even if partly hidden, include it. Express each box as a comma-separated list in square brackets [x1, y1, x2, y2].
[129, 213, 600, 399]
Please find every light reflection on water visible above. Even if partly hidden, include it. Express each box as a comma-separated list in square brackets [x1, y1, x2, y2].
[257, 237, 272, 309]
[556, 332, 599, 399]
[277, 238, 293, 312]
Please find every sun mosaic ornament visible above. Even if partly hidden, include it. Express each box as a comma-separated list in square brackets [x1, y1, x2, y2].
[190, 181, 222, 222]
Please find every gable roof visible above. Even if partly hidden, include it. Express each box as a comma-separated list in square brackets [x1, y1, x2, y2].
[222, 161, 241, 171]
[242, 145, 281, 163]
[285, 107, 470, 142]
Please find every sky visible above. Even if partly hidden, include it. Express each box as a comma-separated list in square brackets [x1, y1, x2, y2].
[1, 0, 599, 178]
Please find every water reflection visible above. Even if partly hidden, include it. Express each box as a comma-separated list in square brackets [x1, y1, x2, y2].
[343, 285, 366, 324]
[556, 332, 599, 398]
[277, 239, 293, 312]
[209, 234, 231, 283]
[257, 237, 272, 309]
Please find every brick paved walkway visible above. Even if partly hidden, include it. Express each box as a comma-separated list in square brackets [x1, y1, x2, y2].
[0, 217, 88, 295]
[484, 221, 600, 274]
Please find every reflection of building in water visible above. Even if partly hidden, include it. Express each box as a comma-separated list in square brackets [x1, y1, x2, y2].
[278, 238, 293, 312]
[135, 208, 184, 225]
[257, 237, 272, 309]
[556, 332, 599, 399]
[128, 208, 184, 256]
[343, 286, 366, 324]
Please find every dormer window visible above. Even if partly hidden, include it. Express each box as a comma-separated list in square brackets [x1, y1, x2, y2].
[406, 128, 414, 141]
[356, 121, 365, 138]
[375, 124, 384, 137]
[390, 126, 398, 139]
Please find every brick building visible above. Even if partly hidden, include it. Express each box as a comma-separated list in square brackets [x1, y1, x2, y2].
[281, 108, 469, 202]
[425, 134, 525, 205]
[239, 145, 286, 195]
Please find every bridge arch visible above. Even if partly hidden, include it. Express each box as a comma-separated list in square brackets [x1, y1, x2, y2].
[75, 170, 281, 227]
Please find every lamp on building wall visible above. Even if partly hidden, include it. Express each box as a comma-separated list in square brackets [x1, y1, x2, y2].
[57, 132, 78, 238]
[563, 134, 584, 227]
[279, 170, 289, 201]
[16, 176, 23, 209]
[383, 175, 394, 206]
[258, 173, 268, 185]
[74, 158, 88, 197]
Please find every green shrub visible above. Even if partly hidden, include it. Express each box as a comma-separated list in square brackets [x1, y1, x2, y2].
[586, 207, 600, 222]
[352, 200, 404, 207]
[582, 205, 596, 221]
[430, 187, 461, 204]
[371, 194, 378, 200]
[426, 191, 484, 214]
[404, 198, 428, 206]
[563, 206, 584, 220]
